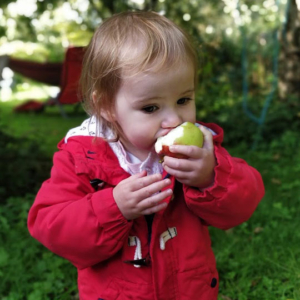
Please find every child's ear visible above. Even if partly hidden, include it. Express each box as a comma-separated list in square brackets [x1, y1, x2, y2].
[92, 91, 115, 121]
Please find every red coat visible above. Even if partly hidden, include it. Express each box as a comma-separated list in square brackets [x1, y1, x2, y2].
[27, 122, 264, 300]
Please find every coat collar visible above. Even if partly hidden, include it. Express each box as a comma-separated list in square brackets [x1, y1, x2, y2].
[59, 136, 130, 186]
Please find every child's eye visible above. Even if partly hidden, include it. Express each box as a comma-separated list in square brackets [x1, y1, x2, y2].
[142, 106, 158, 113]
[177, 98, 192, 105]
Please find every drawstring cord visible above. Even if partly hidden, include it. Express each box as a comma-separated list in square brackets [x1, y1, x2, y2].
[127, 236, 142, 268]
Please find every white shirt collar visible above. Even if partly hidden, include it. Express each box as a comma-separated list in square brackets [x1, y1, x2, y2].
[65, 116, 163, 175]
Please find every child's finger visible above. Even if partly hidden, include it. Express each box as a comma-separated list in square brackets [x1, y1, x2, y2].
[162, 163, 190, 181]
[139, 189, 172, 213]
[199, 125, 214, 151]
[135, 177, 171, 199]
[141, 201, 168, 215]
[128, 172, 162, 191]
[168, 145, 202, 159]
[163, 156, 193, 171]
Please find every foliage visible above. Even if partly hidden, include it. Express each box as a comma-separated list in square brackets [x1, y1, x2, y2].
[0, 125, 52, 201]
[0, 195, 78, 300]
[0, 101, 87, 202]
[0, 104, 84, 299]
[0, 0, 291, 122]
[197, 94, 300, 147]
[0, 101, 87, 156]
[211, 131, 300, 299]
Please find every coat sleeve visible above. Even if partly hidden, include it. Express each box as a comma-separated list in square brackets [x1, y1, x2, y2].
[27, 149, 132, 270]
[183, 144, 265, 230]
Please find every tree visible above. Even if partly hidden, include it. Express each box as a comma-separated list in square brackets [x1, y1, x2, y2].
[0, 0, 298, 105]
[278, 0, 300, 100]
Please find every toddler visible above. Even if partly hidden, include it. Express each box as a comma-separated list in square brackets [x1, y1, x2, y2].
[28, 11, 265, 300]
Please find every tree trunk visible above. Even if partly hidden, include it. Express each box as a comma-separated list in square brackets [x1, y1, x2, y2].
[278, 0, 300, 100]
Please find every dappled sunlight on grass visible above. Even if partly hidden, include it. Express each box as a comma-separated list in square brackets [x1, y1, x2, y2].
[0, 84, 60, 102]
[0, 100, 87, 156]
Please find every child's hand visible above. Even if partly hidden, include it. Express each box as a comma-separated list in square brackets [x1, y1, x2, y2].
[113, 171, 172, 220]
[162, 126, 216, 189]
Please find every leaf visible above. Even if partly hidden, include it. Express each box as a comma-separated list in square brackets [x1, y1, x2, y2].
[0, 247, 9, 267]
[221, 296, 233, 300]
[254, 227, 264, 234]
[271, 178, 281, 185]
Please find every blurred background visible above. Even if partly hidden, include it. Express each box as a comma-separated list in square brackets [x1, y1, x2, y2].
[0, 0, 299, 299]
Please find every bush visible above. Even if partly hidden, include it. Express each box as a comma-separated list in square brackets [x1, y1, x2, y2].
[0, 130, 52, 202]
[197, 95, 300, 148]
[211, 130, 300, 299]
[0, 195, 77, 300]
[0, 129, 77, 299]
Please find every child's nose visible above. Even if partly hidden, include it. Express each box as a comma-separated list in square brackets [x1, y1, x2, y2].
[162, 111, 183, 128]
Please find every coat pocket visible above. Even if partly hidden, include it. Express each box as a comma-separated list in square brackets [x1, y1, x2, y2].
[177, 266, 219, 300]
[98, 279, 121, 300]
[99, 278, 154, 300]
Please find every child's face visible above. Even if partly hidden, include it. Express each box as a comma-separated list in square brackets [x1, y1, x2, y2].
[113, 61, 196, 161]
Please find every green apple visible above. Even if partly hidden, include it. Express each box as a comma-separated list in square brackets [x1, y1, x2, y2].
[155, 122, 204, 158]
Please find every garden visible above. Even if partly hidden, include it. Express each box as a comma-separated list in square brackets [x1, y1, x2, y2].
[1, 0, 300, 299]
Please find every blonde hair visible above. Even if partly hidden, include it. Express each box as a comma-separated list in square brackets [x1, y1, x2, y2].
[80, 11, 198, 140]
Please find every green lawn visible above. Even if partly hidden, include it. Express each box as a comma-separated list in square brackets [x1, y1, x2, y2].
[0, 100, 299, 300]
[0, 100, 87, 156]
[213, 140, 300, 300]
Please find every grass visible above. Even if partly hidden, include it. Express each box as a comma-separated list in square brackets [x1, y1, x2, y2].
[0, 100, 87, 156]
[1, 100, 300, 299]
[0, 100, 85, 300]
[211, 140, 300, 300]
